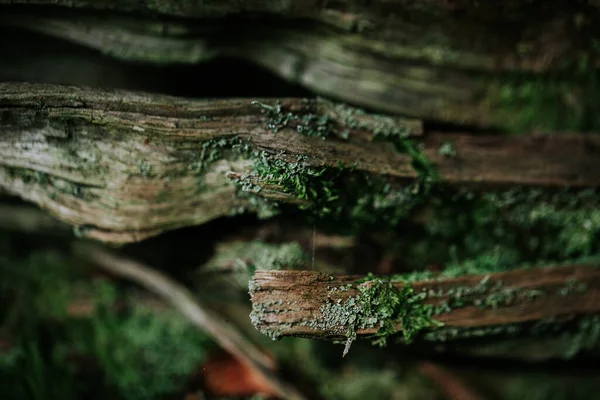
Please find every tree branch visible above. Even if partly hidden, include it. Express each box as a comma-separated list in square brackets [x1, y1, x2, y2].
[1, 83, 599, 243]
[0, 0, 322, 18]
[1, 3, 598, 130]
[249, 266, 600, 342]
[83, 246, 310, 400]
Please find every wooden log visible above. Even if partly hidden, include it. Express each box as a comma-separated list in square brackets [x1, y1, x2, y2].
[0, 0, 322, 18]
[249, 266, 600, 342]
[1, 3, 598, 130]
[1, 83, 599, 243]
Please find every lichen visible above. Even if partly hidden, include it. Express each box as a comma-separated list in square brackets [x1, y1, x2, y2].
[187, 136, 253, 192]
[308, 276, 442, 355]
[251, 98, 418, 141]
[438, 141, 457, 158]
[326, 99, 414, 139]
[251, 100, 333, 139]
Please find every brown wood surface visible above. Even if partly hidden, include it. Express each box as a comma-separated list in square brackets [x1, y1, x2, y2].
[250, 266, 600, 340]
[1, 83, 599, 243]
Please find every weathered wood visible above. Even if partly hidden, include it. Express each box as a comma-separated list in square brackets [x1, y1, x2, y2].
[1, 0, 590, 18]
[1, 3, 598, 130]
[0, 0, 322, 18]
[1, 83, 599, 243]
[249, 266, 600, 341]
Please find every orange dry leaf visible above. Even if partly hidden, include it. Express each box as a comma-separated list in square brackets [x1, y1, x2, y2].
[201, 351, 278, 398]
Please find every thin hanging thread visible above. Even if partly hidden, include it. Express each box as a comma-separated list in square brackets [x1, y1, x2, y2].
[312, 223, 316, 271]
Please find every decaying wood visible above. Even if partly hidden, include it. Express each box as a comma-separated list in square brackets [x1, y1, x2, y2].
[84, 246, 310, 400]
[2, 0, 586, 18]
[1, 2, 598, 129]
[1, 83, 599, 243]
[249, 266, 600, 341]
[0, 0, 322, 18]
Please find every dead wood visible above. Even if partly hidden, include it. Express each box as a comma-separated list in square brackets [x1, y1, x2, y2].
[84, 246, 310, 400]
[249, 266, 600, 341]
[0, 3, 598, 129]
[1, 83, 599, 243]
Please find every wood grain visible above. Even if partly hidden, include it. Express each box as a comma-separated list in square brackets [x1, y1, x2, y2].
[250, 266, 600, 340]
[1, 83, 599, 243]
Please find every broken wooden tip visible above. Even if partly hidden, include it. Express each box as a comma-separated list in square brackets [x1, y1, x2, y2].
[249, 265, 600, 344]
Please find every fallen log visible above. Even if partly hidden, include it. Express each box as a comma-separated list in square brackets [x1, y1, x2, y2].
[1, 2, 599, 130]
[2, 83, 599, 243]
[249, 266, 600, 350]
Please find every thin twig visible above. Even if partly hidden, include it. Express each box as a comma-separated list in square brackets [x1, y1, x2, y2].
[82, 245, 309, 400]
[250, 266, 600, 341]
[418, 361, 483, 400]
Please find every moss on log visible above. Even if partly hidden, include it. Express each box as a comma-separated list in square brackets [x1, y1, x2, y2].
[1, 83, 599, 243]
[249, 266, 600, 347]
[0, 0, 322, 18]
[1, 4, 599, 130]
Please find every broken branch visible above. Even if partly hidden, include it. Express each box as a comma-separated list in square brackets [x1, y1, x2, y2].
[249, 266, 600, 343]
[2, 83, 599, 244]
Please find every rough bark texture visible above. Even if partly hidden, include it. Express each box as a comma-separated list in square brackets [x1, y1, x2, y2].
[2, 83, 600, 243]
[1, 2, 598, 130]
[249, 266, 600, 341]
[0, 0, 322, 18]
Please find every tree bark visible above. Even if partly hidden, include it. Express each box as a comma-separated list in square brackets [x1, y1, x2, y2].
[249, 266, 600, 341]
[2, 83, 599, 243]
[0, 0, 322, 18]
[1, 2, 598, 130]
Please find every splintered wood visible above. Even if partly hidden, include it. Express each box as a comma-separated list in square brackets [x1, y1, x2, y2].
[2, 83, 600, 244]
[249, 265, 600, 342]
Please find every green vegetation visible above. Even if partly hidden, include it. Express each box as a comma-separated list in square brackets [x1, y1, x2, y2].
[188, 136, 253, 192]
[306, 276, 442, 354]
[385, 187, 600, 275]
[251, 101, 333, 139]
[0, 241, 213, 400]
[488, 56, 600, 132]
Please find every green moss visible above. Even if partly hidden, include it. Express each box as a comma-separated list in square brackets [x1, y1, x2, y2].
[0, 246, 213, 400]
[252, 152, 341, 216]
[82, 303, 211, 400]
[503, 371, 600, 400]
[0, 340, 78, 400]
[562, 315, 600, 359]
[387, 186, 600, 276]
[307, 276, 442, 355]
[487, 61, 600, 132]
[246, 142, 436, 230]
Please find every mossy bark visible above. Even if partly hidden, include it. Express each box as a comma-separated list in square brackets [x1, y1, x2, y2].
[0, 0, 322, 18]
[1, 2, 598, 130]
[2, 83, 599, 243]
[249, 267, 600, 343]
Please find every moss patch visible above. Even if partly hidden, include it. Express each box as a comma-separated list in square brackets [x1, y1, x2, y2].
[486, 59, 600, 132]
[0, 241, 213, 400]
[307, 275, 442, 355]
